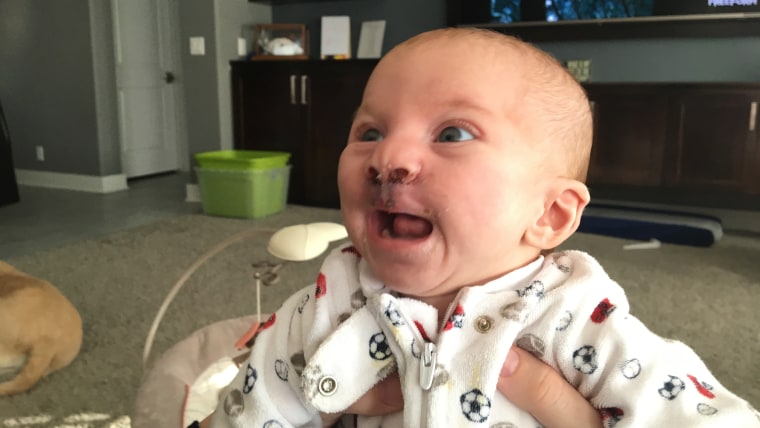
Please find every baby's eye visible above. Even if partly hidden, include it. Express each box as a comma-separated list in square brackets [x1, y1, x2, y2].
[437, 126, 474, 143]
[360, 128, 384, 142]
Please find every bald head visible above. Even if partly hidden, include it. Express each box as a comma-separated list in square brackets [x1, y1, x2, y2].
[383, 28, 593, 182]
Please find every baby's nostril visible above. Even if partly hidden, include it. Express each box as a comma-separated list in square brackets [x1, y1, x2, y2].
[367, 167, 381, 184]
[388, 168, 408, 183]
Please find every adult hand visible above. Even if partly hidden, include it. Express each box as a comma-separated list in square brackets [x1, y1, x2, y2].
[321, 374, 403, 426]
[323, 346, 601, 428]
[498, 346, 601, 428]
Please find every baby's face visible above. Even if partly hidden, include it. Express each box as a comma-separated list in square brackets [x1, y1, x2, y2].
[338, 39, 551, 304]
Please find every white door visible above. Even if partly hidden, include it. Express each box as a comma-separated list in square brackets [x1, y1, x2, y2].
[112, 0, 180, 178]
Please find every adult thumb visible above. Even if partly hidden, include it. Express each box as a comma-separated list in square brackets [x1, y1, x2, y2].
[498, 346, 601, 428]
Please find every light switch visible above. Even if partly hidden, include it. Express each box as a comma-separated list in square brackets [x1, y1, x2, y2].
[237, 37, 247, 56]
[190, 37, 205, 56]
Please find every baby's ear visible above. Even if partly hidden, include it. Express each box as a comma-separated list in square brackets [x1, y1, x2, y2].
[524, 179, 590, 251]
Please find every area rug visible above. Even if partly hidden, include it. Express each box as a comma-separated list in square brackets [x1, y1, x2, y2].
[1, 205, 758, 427]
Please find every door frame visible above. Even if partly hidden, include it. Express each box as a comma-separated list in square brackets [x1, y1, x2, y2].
[111, 0, 188, 177]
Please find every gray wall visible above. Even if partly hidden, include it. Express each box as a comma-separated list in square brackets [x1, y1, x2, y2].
[274, 0, 445, 58]
[538, 37, 760, 82]
[178, 0, 222, 168]
[0, 0, 111, 175]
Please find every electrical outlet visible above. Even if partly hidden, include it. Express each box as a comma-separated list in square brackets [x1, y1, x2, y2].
[35, 145, 45, 162]
[565, 59, 591, 82]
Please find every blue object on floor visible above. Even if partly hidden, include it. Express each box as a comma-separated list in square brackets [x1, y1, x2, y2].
[578, 204, 723, 247]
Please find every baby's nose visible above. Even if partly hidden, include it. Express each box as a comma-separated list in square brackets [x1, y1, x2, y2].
[368, 166, 415, 185]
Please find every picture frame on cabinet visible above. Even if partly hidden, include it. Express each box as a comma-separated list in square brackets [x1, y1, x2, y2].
[253, 24, 309, 60]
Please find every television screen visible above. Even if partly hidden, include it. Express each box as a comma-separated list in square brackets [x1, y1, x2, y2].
[479, 0, 760, 24]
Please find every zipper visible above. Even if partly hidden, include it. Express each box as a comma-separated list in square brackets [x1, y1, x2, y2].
[419, 341, 437, 390]
[396, 305, 438, 391]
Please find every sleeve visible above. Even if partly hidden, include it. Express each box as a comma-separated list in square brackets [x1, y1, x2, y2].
[522, 251, 760, 428]
[211, 246, 365, 428]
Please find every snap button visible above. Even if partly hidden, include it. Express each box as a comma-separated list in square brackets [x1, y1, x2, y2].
[475, 315, 494, 333]
[318, 376, 338, 396]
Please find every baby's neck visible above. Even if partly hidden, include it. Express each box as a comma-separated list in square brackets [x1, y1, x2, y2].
[401, 292, 459, 328]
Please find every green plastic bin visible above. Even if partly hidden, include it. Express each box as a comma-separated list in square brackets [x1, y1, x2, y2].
[196, 166, 291, 219]
[194, 150, 291, 170]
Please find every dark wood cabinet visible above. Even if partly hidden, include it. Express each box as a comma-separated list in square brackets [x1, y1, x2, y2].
[584, 83, 760, 209]
[586, 86, 668, 187]
[674, 90, 758, 193]
[231, 59, 377, 208]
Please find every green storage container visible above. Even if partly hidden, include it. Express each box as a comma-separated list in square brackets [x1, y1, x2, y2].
[194, 150, 291, 170]
[197, 166, 291, 219]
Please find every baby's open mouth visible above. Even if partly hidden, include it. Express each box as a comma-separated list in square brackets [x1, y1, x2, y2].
[376, 211, 433, 239]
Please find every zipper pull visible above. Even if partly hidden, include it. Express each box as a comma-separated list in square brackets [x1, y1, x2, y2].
[419, 342, 437, 390]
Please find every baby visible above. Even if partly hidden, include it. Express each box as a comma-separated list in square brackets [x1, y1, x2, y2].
[210, 28, 760, 427]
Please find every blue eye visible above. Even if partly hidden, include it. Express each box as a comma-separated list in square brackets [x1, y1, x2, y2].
[437, 126, 474, 143]
[360, 128, 384, 142]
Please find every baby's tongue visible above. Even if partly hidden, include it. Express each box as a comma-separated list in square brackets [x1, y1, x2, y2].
[392, 214, 432, 239]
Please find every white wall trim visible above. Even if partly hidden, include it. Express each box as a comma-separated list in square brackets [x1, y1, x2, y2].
[15, 169, 129, 193]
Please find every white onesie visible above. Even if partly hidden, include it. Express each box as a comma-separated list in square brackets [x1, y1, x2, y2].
[211, 244, 760, 427]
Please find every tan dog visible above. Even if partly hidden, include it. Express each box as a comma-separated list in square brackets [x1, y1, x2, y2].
[0, 261, 82, 395]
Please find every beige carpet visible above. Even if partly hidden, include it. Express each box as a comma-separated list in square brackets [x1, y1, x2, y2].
[1, 205, 758, 426]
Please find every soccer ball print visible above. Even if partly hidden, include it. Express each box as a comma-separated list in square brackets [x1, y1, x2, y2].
[658, 375, 685, 400]
[572, 345, 598, 374]
[460, 388, 492, 423]
[274, 359, 289, 381]
[243, 363, 257, 394]
[368, 332, 392, 360]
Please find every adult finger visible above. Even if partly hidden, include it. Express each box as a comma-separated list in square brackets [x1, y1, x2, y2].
[321, 373, 403, 426]
[498, 346, 601, 428]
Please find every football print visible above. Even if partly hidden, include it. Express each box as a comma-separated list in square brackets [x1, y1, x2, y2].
[243, 363, 257, 394]
[369, 332, 392, 360]
[384, 301, 405, 326]
[556, 310, 573, 331]
[572, 345, 598, 374]
[620, 359, 641, 379]
[517, 280, 545, 299]
[222, 389, 245, 417]
[658, 375, 685, 400]
[274, 359, 289, 381]
[460, 388, 492, 423]
[697, 403, 718, 416]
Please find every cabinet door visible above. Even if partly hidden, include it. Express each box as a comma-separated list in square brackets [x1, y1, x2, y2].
[302, 60, 376, 208]
[231, 61, 307, 203]
[586, 88, 669, 186]
[675, 91, 759, 193]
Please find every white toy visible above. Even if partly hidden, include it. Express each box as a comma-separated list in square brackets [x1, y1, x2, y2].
[263, 37, 304, 56]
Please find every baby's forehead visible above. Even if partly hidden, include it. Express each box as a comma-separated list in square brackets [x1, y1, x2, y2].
[395, 31, 537, 65]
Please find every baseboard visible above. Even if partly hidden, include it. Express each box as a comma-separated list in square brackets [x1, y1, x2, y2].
[15, 169, 128, 194]
[185, 183, 201, 203]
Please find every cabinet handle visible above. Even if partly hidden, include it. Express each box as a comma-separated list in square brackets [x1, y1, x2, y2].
[750, 101, 757, 132]
[301, 75, 308, 105]
[290, 75, 297, 105]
